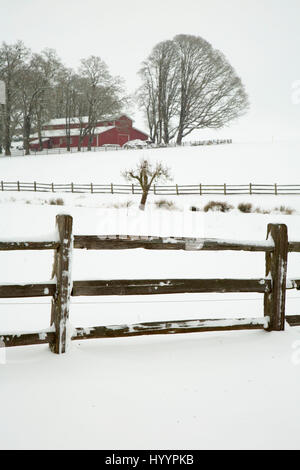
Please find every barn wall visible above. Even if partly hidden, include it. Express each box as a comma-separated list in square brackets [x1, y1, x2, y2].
[30, 117, 148, 150]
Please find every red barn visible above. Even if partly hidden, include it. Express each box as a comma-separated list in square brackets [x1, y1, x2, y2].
[29, 114, 148, 150]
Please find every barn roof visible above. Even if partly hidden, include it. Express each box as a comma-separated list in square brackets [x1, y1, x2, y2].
[45, 114, 133, 126]
[30, 126, 114, 139]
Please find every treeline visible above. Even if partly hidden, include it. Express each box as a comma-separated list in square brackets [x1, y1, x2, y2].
[0, 42, 127, 155]
[0, 35, 249, 156]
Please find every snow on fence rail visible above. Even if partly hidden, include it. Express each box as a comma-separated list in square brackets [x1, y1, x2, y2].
[2, 181, 300, 195]
[0, 215, 300, 355]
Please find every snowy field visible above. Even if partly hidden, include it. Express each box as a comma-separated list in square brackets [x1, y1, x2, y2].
[1, 141, 300, 450]
[1, 140, 300, 184]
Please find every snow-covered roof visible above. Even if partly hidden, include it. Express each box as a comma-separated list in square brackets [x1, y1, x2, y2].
[46, 114, 133, 126]
[30, 138, 50, 144]
[30, 126, 114, 139]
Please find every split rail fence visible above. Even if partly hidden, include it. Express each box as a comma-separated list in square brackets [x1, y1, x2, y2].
[0, 215, 300, 354]
[8, 139, 232, 157]
[1, 181, 300, 196]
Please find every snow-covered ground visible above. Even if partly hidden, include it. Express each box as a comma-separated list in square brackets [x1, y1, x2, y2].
[1, 139, 300, 183]
[0, 141, 300, 450]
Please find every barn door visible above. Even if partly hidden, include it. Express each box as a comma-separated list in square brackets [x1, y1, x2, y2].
[118, 134, 129, 147]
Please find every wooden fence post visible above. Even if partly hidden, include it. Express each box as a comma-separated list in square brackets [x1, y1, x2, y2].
[264, 224, 288, 331]
[49, 214, 73, 354]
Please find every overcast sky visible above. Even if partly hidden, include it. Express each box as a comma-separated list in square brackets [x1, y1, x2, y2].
[1, 0, 299, 141]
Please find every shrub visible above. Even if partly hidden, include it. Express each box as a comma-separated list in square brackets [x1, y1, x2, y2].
[49, 198, 64, 206]
[275, 206, 295, 215]
[203, 201, 233, 213]
[238, 203, 253, 213]
[155, 199, 177, 210]
[112, 200, 134, 209]
[254, 207, 271, 214]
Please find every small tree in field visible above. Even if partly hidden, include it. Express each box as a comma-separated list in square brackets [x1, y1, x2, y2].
[122, 159, 172, 210]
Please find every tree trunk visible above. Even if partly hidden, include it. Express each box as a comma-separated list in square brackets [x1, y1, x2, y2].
[23, 115, 31, 155]
[4, 108, 11, 156]
[4, 85, 11, 156]
[87, 131, 93, 151]
[176, 129, 183, 146]
[77, 134, 83, 151]
[65, 118, 71, 152]
[139, 191, 148, 210]
[38, 125, 43, 151]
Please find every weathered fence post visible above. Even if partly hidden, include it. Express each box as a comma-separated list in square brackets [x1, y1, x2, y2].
[49, 214, 73, 354]
[264, 224, 288, 331]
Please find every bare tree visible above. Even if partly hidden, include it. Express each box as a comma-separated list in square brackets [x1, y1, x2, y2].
[79, 56, 126, 151]
[18, 48, 62, 154]
[138, 34, 249, 145]
[122, 159, 172, 210]
[0, 41, 30, 155]
[138, 40, 179, 144]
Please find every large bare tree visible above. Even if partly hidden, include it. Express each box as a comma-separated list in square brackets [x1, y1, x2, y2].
[0, 41, 30, 155]
[18, 48, 62, 154]
[138, 34, 249, 145]
[138, 40, 179, 144]
[78, 56, 126, 151]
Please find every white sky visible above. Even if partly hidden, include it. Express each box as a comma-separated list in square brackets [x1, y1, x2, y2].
[1, 0, 300, 141]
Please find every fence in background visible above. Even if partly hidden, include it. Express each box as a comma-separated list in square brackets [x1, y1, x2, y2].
[7, 139, 233, 157]
[0, 215, 300, 355]
[1, 181, 300, 196]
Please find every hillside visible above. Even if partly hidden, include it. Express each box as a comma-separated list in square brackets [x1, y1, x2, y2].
[1, 140, 300, 184]
[0, 141, 300, 450]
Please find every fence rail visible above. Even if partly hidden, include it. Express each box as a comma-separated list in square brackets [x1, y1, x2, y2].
[2, 181, 300, 196]
[0, 215, 300, 355]
[7, 139, 233, 157]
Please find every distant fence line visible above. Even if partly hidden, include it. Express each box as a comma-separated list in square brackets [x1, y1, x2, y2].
[7, 139, 233, 157]
[1, 181, 300, 196]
